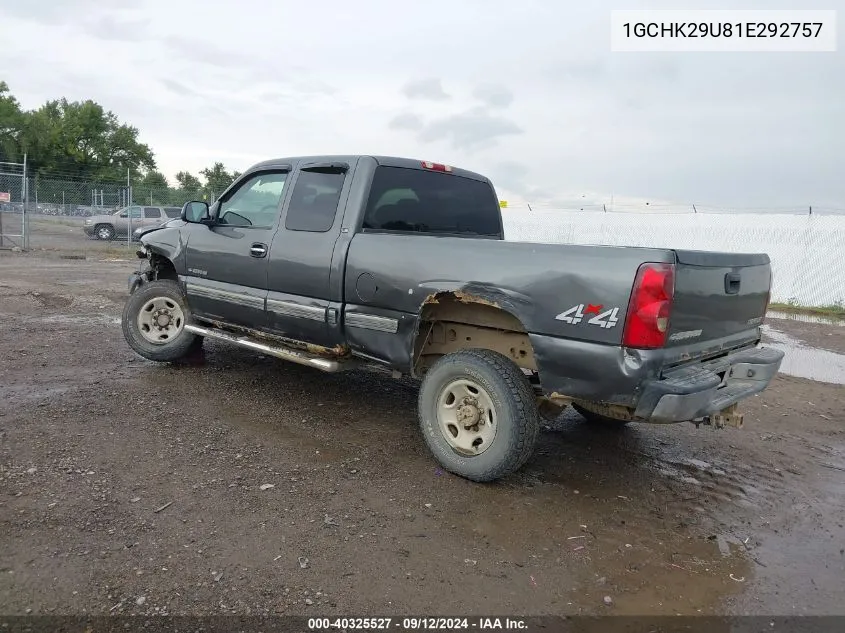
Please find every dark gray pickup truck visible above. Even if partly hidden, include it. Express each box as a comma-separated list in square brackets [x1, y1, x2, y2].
[122, 155, 784, 482]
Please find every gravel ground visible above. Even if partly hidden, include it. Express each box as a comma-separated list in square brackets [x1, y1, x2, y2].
[1, 219, 844, 617]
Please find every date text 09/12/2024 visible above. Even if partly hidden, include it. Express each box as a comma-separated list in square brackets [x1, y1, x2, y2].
[307, 617, 527, 630]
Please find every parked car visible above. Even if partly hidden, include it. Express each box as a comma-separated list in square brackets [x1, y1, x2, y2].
[121, 155, 784, 482]
[83, 205, 182, 240]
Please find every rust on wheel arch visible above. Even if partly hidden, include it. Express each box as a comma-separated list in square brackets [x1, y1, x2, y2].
[411, 286, 538, 378]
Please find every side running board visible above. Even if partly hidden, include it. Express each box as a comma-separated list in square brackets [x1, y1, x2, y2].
[184, 324, 353, 373]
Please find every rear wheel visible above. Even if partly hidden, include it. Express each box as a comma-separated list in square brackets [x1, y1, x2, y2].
[94, 224, 115, 240]
[572, 402, 631, 427]
[418, 349, 540, 482]
[122, 279, 202, 362]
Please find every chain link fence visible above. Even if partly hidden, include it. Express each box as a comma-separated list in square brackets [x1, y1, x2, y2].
[27, 176, 206, 216]
[14, 173, 845, 310]
[7, 173, 190, 252]
[0, 160, 28, 249]
[30, 176, 132, 216]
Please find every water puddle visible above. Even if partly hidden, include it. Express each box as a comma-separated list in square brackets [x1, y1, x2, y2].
[762, 325, 845, 385]
[766, 311, 845, 327]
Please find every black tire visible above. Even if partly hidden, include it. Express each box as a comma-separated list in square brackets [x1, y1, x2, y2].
[122, 279, 202, 363]
[572, 403, 631, 427]
[94, 224, 115, 240]
[417, 349, 540, 482]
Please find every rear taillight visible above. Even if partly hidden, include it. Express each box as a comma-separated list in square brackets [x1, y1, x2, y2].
[622, 262, 676, 349]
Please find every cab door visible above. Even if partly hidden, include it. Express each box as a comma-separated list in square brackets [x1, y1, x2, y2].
[264, 160, 357, 346]
[119, 205, 143, 236]
[183, 169, 291, 328]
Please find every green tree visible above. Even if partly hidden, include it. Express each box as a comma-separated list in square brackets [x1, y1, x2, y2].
[139, 170, 170, 191]
[199, 162, 236, 199]
[25, 98, 155, 179]
[1, 83, 249, 210]
[175, 171, 202, 194]
[134, 170, 173, 205]
[0, 83, 155, 181]
[0, 81, 23, 161]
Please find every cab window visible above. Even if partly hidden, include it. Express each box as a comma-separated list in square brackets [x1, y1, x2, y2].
[284, 167, 346, 233]
[218, 171, 288, 228]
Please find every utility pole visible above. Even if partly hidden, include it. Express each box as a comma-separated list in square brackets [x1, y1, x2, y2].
[127, 168, 132, 247]
[22, 153, 28, 250]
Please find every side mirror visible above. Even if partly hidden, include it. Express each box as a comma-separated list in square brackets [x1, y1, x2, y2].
[119, 212, 128, 218]
[181, 200, 211, 223]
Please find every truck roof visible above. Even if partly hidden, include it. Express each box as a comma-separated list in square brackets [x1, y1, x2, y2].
[247, 155, 491, 183]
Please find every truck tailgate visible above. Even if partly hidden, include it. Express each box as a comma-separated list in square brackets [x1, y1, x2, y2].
[665, 250, 771, 347]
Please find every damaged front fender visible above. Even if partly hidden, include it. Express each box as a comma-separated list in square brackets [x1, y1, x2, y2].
[128, 272, 145, 294]
[128, 252, 154, 294]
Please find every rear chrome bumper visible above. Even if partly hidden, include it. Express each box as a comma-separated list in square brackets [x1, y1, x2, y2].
[634, 346, 785, 423]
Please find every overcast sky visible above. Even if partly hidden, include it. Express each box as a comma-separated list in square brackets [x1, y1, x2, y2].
[0, 0, 842, 211]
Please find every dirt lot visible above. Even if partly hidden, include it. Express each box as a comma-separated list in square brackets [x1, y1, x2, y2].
[1, 218, 844, 617]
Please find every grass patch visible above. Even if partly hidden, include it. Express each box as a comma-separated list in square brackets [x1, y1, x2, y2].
[100, 246, 138, 259]
[769, 302, 845, 319]
[18, 242, 139, 260]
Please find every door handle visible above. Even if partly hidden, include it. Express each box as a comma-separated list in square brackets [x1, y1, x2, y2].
[724, 272, 741, 294]
[250, 243, 267, 258]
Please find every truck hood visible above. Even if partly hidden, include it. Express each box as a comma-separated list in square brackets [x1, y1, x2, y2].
[84, 214, 118, 223]
[135, 218, 185, 237]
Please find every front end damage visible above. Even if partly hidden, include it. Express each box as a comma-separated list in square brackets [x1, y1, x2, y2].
[128, 247, 151, 294]
[127, 245, 171, 294]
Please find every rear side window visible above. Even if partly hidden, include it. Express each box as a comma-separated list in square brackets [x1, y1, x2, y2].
[143, 207, 161, 218]
[163, 207, 181, 218]
[362, 166, 501, 237]
[285, 168, 346, 232]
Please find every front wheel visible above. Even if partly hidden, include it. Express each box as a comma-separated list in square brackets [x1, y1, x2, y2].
[417, 349, 540, 482]
[122, 279, 202, 362]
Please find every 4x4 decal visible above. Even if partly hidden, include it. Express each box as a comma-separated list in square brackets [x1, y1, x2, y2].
[555, 303, 620, 329]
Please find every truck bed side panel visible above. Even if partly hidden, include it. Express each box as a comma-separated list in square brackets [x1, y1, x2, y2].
[343, 233, 674, 371]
